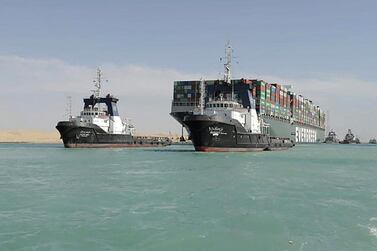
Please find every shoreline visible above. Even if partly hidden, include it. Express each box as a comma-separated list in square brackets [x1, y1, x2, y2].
[0, 130, 60, 144]
[0, 130, 182, 144]
[0, 142, 60, 144]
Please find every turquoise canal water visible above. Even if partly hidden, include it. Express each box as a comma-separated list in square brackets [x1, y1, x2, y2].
[0, 143, 377, 251]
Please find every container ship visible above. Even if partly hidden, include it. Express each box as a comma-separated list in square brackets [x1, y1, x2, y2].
[170, 44, 326, 145]
[56, 68, 171, 148]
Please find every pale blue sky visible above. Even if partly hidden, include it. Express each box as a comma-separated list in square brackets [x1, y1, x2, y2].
[1, 0, 377, 78]
[0, 0, 376, 139]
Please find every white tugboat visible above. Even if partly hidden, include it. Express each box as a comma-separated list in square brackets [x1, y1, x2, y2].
[56, 68, 171, 148]
[182, 44, 294, 152]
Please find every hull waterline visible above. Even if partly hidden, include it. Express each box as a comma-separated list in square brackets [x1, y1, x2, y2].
[56, 121, 171, 148]
[183, 114, 293, 152]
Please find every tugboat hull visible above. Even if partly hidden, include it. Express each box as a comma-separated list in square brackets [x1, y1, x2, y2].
[56, 121, 170, 148]
[183, 115, 293, 152]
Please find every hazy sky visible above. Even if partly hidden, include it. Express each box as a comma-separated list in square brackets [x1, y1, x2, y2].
[0, 0, 376, 140]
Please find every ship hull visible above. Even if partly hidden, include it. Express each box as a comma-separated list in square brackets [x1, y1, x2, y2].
[324, 141, 339, 144]
[56, 121, 170, 148]
[261, 115, 326, 143]
[183, 115, 293, 152]
[339, 141, 360, 144]
[171, 112, 325, 144]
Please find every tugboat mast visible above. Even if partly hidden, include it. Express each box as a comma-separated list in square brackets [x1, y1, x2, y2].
[223, 41, 234, 100]
[199, 78, 205, 115]
[93, 67, 102, 98]
[224, 41, 232, 84]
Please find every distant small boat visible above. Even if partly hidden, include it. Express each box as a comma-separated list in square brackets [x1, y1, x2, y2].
[339, 129, 360, 144]
[369, 138, 377, 144]
[324, 129, 339, 144]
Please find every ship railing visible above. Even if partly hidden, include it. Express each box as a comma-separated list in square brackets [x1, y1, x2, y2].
[135, 136, 172, 141]
[172, 101, 197, 107]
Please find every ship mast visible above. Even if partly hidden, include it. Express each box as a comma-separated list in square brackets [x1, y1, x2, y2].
[224, 41, 232, 84]
[93, 67, 102, 98]
[199, 78, 205, 115]
[223, 41, 234, 100]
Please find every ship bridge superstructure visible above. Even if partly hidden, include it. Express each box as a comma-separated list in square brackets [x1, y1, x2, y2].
[70, 94, 134, 135]
[68, 68, 135, 135]
[197, 97, 261, 134]
[205, 100, 243, 110]
[83, 95, 120, 117]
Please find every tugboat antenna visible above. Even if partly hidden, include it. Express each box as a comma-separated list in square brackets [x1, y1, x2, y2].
[223, 41, 234, 100]
[93, 67, 102, 98]
[224, 41, 232, 84]
[199, 78, 205, 115]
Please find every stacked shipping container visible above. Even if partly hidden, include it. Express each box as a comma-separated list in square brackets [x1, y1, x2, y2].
[250, 79, 324, 129]
[249, 79, 324, 129]
[173, 81, 200, 106]
[254, 80, 266, 114]
[252, 81, 293, 121]
[172, 79, 325, 129]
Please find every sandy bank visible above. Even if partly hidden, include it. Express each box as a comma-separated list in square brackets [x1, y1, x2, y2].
[0, 130, 60, 143]
[0, 130, 182, 144]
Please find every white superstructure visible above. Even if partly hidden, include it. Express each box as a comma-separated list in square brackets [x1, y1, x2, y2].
[201, 99, 261, 134]
[69, 68, 135, 135]
[195, 42, 261, 134]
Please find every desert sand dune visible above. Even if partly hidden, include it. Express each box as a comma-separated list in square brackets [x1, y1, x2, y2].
[0, 130, 181, 143]
[0, 130, 60, 143]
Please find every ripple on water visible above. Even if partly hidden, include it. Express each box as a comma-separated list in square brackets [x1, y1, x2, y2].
[368, 217, 377, 239]
[1, 144, 377, 250]
[368, 226, 377, 238]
